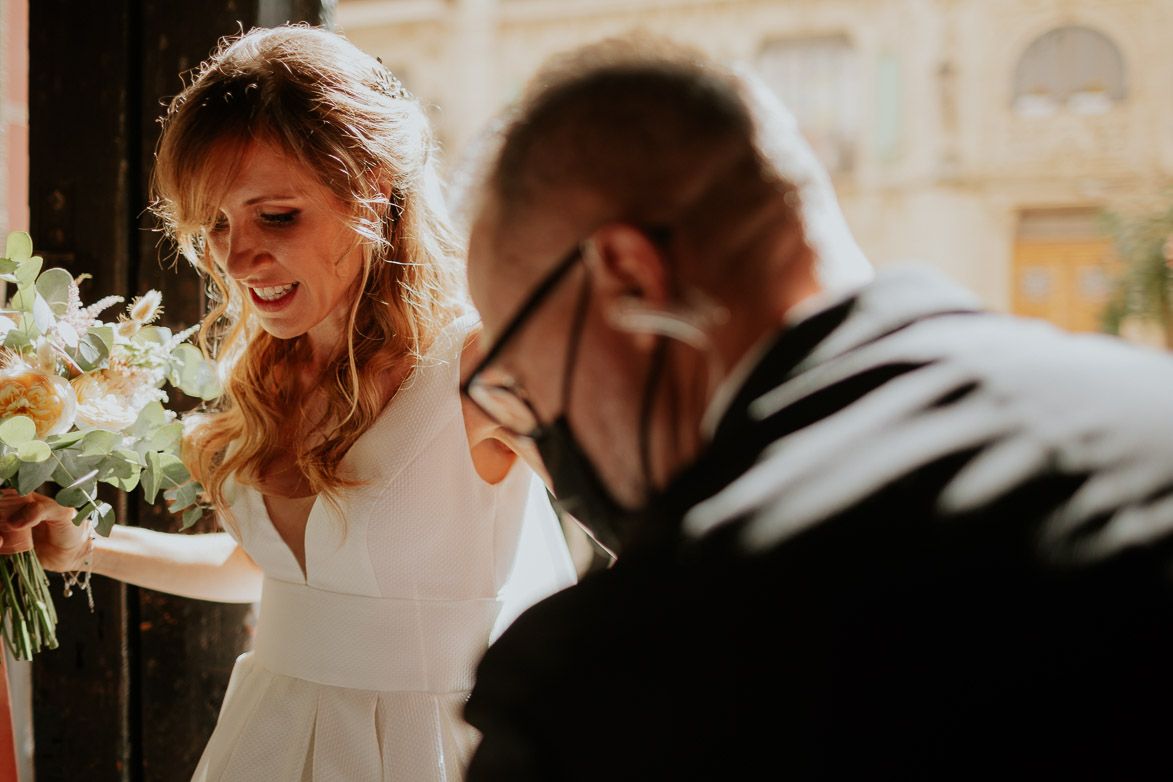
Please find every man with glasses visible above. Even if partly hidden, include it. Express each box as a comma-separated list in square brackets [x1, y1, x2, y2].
[460, 36, 1173, 779]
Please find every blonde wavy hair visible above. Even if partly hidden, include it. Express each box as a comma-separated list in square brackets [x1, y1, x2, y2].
[151, 25, 467, 514]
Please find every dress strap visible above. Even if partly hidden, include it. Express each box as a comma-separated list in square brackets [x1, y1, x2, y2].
[429, 311, 480, 364]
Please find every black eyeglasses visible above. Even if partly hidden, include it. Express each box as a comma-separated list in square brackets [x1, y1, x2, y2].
[462, 242, 587, 438]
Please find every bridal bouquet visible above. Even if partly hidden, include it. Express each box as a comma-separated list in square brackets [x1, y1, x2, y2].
[0, 231, 218, 659]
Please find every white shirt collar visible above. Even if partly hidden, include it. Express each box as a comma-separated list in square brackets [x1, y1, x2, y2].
[698, 287, 852, 440]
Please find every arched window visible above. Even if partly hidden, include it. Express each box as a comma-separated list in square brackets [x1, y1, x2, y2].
[758, 35, 859, 173]
[1013, 26, 1126, 116]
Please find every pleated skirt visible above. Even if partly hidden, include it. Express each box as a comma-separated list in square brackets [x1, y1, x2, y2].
[191, 652, 479, 782]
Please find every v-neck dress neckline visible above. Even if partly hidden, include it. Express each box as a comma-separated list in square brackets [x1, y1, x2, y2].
[193, 312, 579, 781]
[248, 332, 432, 583]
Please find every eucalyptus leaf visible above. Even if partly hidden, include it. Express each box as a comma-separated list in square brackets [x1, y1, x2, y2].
[17, 311, 39, 340]
[156, 453, 191, 489]
[13, 257, 42, 287]
[71, 498, 115, 536]
[165, 481, 199, 511]
[132, 402, 168, 440]
[171, 343, 220, 400]
[141, 451, 191, 504]
[5, 232, 33, 263]
[10, 285, 34, 314]
[74, 330, 110, 371]
[93, 503, 116, 537]
[16, 440, 51, 463]
[0, 258, 18, 276]
[109, 471, 140, 492]
[35, 268, 73, 315]
[0, 416, 36, 447]
[136, 326, 171, 346]
[71, 498, 100, 519]
[13, 457, 56, 494]
[100, 450, 141, 490]
[51, 450, 103, 487]
[89, 325, 114, 351]
[55, 319, 79, 348]
[55, 483, 98, 509]
[142, 450, 162, 503]
[46, 430, 87, 449]
[96, 452, 138, 482]
[168, 342, 198, 378]
[3, 329, 30, 350]
[50, 454, 77, 487]
[0, 453, 19, 480]
[144, 421, 183, 454]
[81, 429, 124, 456]
[181, 505, 205, 530]
[112, 448, 140, 466]
[31, 292, 53, 335]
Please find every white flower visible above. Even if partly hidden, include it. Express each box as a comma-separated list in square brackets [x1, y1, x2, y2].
[59, 276, 122, 333]
[72, 367, 166, 431]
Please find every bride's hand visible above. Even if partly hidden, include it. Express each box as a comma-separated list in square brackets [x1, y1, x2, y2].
[0, 488, 88, 571]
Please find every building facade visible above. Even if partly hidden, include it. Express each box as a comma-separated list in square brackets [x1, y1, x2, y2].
[337, 0, 1173, 334]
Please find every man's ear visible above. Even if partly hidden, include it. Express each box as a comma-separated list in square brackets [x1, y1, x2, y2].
[585, 223, 671, 310]
[584, 223, 673, 353]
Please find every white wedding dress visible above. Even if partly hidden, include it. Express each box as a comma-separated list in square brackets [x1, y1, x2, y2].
[192, 314, 576, 781]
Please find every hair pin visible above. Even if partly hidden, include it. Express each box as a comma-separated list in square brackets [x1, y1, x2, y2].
[373, 57, 411, 101]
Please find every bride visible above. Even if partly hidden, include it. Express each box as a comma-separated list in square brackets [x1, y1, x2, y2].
[0, 24, 574, 781]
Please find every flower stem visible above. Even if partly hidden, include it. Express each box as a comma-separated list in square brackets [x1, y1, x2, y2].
[0, 550, 59, 660]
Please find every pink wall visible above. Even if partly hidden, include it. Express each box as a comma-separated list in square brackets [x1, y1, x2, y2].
[4, 0, 28, 233]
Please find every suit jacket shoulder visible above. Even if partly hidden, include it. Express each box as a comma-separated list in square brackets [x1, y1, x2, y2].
[467, 268, 1173, 779]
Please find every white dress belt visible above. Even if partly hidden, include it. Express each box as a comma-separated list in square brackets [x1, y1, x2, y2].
[253, 577, 502, 693]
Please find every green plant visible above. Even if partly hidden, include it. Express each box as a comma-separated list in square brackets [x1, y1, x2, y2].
[1100, 196, 1173, 347]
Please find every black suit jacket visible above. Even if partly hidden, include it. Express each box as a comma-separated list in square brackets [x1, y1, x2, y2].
[466, 269, 1173, 780]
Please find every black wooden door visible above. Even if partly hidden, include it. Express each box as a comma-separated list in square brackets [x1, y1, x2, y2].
[28, 2, 333, 779]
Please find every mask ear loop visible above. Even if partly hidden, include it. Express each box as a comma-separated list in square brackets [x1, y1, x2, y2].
[607, 291, 730, 399]
[559, 246, 593, 417]
[637, 336, 669, 502]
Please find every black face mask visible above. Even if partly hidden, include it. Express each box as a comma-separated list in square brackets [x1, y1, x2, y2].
[532, 416, 635, 557]
[464, 238, 679, 558]
[533, 338, 670, 558]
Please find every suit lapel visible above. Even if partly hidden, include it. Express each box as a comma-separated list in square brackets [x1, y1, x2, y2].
[655, 268, 983, 542]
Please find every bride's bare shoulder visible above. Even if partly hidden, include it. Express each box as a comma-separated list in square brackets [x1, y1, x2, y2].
[457, 326, 523, 485]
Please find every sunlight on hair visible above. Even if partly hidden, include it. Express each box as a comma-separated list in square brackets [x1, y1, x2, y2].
[150, 25, 469, 529]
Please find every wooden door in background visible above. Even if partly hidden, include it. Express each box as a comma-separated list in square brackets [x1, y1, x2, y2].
[1012, 238, 1116, 333]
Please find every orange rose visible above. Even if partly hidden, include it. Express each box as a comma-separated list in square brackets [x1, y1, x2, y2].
[0, 365, 78, 437]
